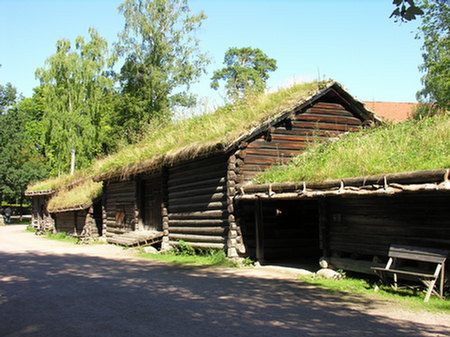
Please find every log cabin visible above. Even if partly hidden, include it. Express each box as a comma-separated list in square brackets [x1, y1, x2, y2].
[237, 169, 450, 272]
[95, 80, 379, 256]
[26, 178, 103, 237]
[24, 189, 55, 232]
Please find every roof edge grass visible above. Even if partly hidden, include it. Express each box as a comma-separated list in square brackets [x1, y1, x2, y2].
[92, 80, 377, 181]
[254, 114, 450, 184]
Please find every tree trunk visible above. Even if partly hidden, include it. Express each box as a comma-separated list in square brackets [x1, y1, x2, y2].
[70, 148, 76, 176]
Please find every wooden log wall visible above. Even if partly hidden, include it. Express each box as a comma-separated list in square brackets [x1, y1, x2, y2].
[239, 102, 363, 183]
[167, 154, 229, 249]
[104, 180, 137, 237]
[54, 210, 86, 235]
[237, 199, 321, 261]
[325, 192, 450, 262]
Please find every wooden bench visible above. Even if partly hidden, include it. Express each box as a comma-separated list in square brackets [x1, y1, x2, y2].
[371, 244, 448, 302]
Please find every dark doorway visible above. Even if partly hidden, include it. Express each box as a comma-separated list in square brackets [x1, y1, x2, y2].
[140, 175, 163, 231]
[239, 199, 321, 268]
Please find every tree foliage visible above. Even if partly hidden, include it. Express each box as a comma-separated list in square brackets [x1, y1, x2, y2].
[415, 0, 449, 110]
[210, 47, 277, 101]
[115, 0, 209, 133]
[36, 28, 114, 175]
[0, 84, 47, 203]
[390, 0, 424, 22]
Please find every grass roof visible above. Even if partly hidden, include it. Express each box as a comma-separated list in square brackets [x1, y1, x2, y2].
[254, 114, 450, 184]
[92, 80, 329, 180]
[47, 179, 103, 212]
[26, 170, 89, 194]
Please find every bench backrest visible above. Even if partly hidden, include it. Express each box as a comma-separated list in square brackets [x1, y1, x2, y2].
[389, 244, 449, 264]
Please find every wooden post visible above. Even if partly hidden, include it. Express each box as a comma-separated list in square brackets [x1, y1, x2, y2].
[161, 166, 170, 251]
[318, 198, 330, 257]
[134, 176, 142, 232]
[101, 183, 107, 238]
[255, 198, 264, 263]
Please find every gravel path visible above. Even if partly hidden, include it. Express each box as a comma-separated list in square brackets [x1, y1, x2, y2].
[1, 225, 449, 337]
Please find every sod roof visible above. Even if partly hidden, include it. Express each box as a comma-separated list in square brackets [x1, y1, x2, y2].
[47, 179, 103, 213]
[27, 80, 377, 197]
[92, 80, 377, 181]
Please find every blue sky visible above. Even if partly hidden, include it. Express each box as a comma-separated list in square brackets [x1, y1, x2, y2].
[0, 0, 423, 106]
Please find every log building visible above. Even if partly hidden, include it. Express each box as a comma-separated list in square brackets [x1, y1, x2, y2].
[97, 81, 378, 256]
[237, 169, 450, 272]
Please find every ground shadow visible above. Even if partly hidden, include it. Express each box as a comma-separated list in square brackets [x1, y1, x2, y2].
[1, 251, 449, 337]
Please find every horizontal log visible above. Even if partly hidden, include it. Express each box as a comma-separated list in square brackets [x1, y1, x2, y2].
[169, 184, 225, 199]
[168, 154, 227, 174]
[105, 227, 127, 234]
[306, 108, 353, 116]
[169, 192, 226, 206]
[295, 114, 361, 125]
[168, 219, 228, 226]
[169, 210, 227, 220]
[169, 164, 227, 182]
[168, 177, 226, 193]
[292, 121, 358, 131]
[168, 170, 227, 186]
[247, 139, 309, 150]
[169, 233, 226, 243]
[169, 226, 228, 235]
[169, 240, 225, 250]
[168, 201, 227, 213]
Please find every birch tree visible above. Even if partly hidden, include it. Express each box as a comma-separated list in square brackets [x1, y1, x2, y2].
[36, 28, 114, 175]
[115, 0, 209, 131]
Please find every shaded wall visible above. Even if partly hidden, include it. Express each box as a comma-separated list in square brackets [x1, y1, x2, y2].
[167, 154, 229, 249]
[238, 199, 321, 261]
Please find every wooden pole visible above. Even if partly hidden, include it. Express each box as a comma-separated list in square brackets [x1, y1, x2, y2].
[255, 198, 265, 263]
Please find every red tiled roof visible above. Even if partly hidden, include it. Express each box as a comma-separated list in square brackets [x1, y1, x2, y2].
[362, 101, 418, 123]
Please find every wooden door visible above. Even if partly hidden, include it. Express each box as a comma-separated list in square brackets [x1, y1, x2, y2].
[141, 176, 162, 231]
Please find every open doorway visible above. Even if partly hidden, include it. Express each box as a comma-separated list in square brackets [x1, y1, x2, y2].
[239, 199, 321, 269]
[139, 174, 163, 232]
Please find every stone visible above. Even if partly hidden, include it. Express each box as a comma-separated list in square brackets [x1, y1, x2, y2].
[143, 246, 159, 254]
[316, 268, 343, 280]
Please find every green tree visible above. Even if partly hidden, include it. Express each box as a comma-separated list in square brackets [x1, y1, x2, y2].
[115, 0, 209, 133]
[36, 28, 115, 175]
[391, 0, 424, 22]
[390, 0, 449, 112]
[210, 47, 277, 101]
[415, 0, 449, 110]
[0, 84, 47, 205]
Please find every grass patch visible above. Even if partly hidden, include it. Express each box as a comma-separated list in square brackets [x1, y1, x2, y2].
[26, 225, 37, 233]
[255, 114, 450, 183]
[138, 241, 237, 267]
[300, 274, 450, 313]
[43, 231, 80, 244]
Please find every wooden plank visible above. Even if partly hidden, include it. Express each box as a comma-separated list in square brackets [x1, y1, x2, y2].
[389, 245, 448, 264]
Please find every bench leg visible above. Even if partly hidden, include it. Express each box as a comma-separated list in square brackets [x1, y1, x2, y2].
[423, 278, 439, 302]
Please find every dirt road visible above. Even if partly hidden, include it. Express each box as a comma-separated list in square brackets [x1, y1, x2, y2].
[1, 225, 449, 337]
